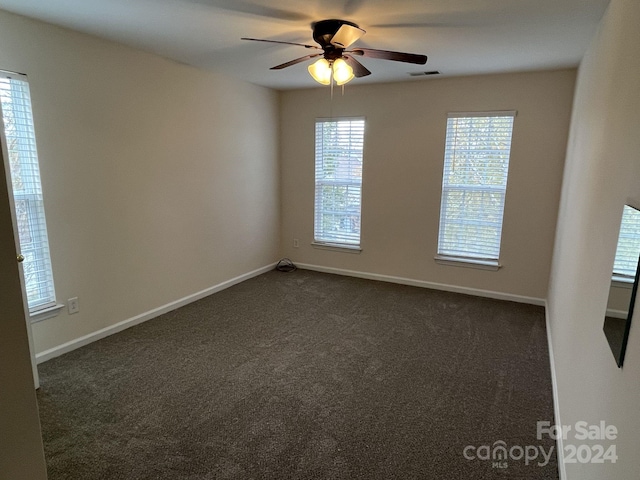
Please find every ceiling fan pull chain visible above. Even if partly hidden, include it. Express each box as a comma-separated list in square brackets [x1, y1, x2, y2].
[330, 72, 334, 100]
[328, 82, 334, 119]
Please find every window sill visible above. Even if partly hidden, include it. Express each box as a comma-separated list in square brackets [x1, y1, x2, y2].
[312, 241, 362, 254]
[434, 255, 501, 271]
[611, 275, 634, 288]
[30, 303, 64, 324]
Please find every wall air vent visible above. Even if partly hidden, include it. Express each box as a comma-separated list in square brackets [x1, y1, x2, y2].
[409, 71, 441, 76]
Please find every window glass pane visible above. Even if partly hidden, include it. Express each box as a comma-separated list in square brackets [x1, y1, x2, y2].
[314, 118, 365, 246]
[0, 73, 56, 311]
[438, 113, 515, 260]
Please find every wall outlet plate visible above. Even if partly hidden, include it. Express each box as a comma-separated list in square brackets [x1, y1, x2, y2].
[68, 297, 79, 315]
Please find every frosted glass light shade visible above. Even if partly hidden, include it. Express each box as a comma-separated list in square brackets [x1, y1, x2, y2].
[308, 59, 331, 85]
[333, 58, 354, 85]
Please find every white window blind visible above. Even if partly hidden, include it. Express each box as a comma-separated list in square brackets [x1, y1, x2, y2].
[314, 118, 365, 247]
[437, 112, 516, 261]
[0, 71, 56, 312]
[613, 205, 640, 278]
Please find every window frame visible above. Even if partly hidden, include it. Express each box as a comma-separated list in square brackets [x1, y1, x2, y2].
[435, 111, 517, 269]
[0, 69, 60, 319]
[313, 117, 365, 252]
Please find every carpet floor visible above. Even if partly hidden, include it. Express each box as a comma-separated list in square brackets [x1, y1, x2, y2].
[36, 269, 559, 479]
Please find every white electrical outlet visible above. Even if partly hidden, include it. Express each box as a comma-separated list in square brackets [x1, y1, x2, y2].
[293, 238, 299, 248]
[68, 297, 79, 315]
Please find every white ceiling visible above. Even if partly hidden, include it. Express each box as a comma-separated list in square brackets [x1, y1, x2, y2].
[0, 0, 610, 90]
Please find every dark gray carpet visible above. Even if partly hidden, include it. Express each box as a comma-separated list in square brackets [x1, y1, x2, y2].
[37, 269, 558, 479]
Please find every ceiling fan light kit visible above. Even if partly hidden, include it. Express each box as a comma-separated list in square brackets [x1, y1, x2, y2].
[308, 57, 355, 86]
[242, 19, 428, 87]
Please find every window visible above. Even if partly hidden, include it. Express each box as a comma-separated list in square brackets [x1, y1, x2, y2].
[314, 118, 365, 248]
[437, 111, 516, 266]
[0, 71, 56, 312]
[613, 205, 640, 280]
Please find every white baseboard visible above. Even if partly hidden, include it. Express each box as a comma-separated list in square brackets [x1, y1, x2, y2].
[36, 262, 277, 364]
[545, 301, 566, 480]
[295, 263, 545, 306]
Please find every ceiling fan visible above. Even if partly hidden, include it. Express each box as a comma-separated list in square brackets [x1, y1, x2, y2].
[241, 19, 428, 86]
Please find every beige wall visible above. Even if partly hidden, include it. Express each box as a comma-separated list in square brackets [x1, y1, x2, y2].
[0, 10, 280, 354]
[0, 141, 47, 478]
[280, 70, 575, 299]
[547, 0, 640, 478]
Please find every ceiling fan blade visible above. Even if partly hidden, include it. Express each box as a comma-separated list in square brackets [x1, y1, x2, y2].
[343, 0, 365, 15]
[187, 0, 311, 22]
[343, 55, 371, 78]
[330, 24, 366, 48]
[271, 53, 323, 70]
[350, 47, 427, 65]
[371, 23, 453, 28]
[241, 38, 320, 50]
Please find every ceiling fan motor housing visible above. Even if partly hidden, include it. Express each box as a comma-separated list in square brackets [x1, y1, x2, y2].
[312, 19, 359, 57]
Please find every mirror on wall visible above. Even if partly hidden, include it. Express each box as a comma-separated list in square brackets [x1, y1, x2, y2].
[604, 204, 640, 367]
